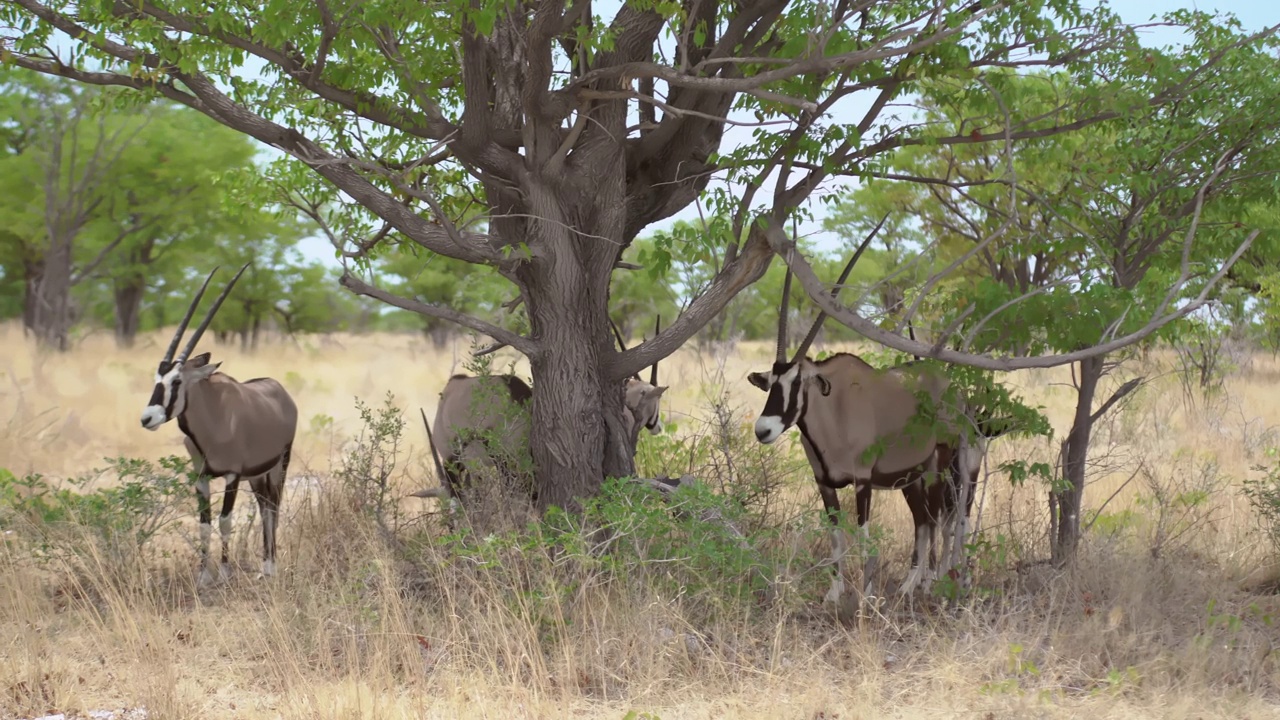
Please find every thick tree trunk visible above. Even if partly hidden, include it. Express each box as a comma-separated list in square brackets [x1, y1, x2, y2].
[21, 258, 43, 336]
[523, 266, 634, 512]
[426, 324, 450, 349]
[1051, 354, 1104, 565]
[29, 236, 73, 351]
[113, 277, 144, 347]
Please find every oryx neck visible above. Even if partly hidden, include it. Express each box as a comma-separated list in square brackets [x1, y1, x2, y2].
[178, 373, 236, 445]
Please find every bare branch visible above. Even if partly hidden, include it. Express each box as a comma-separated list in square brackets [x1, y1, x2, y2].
[1090, 376, 1144, 424]
[339, 272, 537, 356]
[609, 223, 774, 380]
[473, 341, 509, 357]
[771, 229, 1260, 371]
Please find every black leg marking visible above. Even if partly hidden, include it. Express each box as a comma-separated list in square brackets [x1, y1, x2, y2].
[855, 483, 872, 528]
[819, 484, 841, 526]
[219, 475, 241, 566]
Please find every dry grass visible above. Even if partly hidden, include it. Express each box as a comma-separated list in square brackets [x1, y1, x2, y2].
[2, 320, 1279, 719]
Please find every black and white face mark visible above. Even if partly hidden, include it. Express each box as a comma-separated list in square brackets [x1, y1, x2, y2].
[748, 361, 830, 444]
[749, 362, 802, 444]
[140, 353, 217, 430]
[141, 360, 184, 430]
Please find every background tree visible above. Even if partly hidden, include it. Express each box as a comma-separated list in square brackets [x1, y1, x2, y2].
[377, 244, 518, 347]
[88, 103, 268, 346]
[5, 0, 1273, 510]
[805, 21, 1280, 562]
[0, 69, 151, 349]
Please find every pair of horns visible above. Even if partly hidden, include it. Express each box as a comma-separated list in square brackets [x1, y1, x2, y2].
[611, 315, 661, 386]
[163, 263, 251, 365]
[775, 214, 888, 363]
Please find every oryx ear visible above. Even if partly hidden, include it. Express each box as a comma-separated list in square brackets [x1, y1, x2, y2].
[812, 373, 831, 397]
[747, 372, 770, 391]
[183, 353, 220, 381]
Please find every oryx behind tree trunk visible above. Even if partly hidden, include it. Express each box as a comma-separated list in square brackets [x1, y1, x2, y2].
[417, 318, 668, 513]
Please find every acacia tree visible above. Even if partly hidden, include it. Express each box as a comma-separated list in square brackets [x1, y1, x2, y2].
[3, 0, 1270, 509]
[802, 20, 1280, 561]
[92, 103, 265, 346]
[0, 69, 151, 349]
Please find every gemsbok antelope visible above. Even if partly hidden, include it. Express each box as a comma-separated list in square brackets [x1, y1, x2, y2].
[747, 264, 967, 604]
[139, 264, 299, 586]
[419, 319, 668, 507]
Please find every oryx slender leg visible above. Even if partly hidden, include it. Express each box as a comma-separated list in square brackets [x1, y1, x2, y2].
[252, 444, 290, 579]
[251, 477, 279, 579]
[195, 476, 215, 587]
[819, 485, 848, 607]
[218, 475, 241, 580]
[855, 483, 879, 595]
[898, 480, 938, 597]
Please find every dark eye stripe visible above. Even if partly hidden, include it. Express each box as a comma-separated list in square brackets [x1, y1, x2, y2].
[147, 383, 165, 408]
[165, 378, 182, 416]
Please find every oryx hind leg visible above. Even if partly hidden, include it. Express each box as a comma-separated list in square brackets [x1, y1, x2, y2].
[855, 484, 879, 597]
[252, 443, 291, 580]
[898, 478, 940, 598]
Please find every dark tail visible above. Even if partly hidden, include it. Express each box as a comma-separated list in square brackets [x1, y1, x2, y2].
[969, 401, 1015, 440]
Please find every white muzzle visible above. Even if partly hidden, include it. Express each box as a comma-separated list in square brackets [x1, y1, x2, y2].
[754, 415, 785, 444]
[140, 405, 167, 430]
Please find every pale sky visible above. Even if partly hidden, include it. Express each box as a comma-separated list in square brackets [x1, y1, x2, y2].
[290, 0, 1280, 268]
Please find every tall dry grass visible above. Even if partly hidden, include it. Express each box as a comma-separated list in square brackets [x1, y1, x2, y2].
[2, 320, 1279, 719]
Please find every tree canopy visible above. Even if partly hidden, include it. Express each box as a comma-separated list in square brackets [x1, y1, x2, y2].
[3, 0, 1278, 509]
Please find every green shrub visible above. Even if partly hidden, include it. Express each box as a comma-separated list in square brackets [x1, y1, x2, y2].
[1245, 448, 1280, 555]
[0, 455, 194, 565]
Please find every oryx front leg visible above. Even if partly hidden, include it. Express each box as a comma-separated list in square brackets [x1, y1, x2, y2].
[195, 477, 216, 587]
[819, 486, 848, 607]
[218, 475, 241, 582]
[855, 484, 879, 596]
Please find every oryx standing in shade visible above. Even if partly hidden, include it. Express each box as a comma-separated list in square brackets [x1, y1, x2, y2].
[747, 260, 964, 604]
[139, 264, 299, 586]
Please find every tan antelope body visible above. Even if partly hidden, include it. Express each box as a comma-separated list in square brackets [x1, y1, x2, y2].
[417, 320, 667, 507]
[747, 246, 980, 604]
[139, 265, 298, 586]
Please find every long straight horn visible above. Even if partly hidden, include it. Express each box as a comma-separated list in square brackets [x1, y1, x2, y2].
[176, 262, 251, 362]
[611, 318, 628, 352]
[421, 408, 449, 487]
[163, 268, 220, 363]
[776, 266, 793, 363]
[612, 318, 642, 381]
[649, 315, 661, 386]
[791, 212, 889, 362]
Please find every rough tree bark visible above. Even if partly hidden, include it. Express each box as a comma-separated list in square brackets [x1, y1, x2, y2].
[112, 278, 144, 347]
[30, 231, 74, 351]
[20, 257, 42, 336]
[1051, 354, 1104, 565]
[111, 239, 156, 347]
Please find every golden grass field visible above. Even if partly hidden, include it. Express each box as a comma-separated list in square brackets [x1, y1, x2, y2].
[2, 319, 1280, 719]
